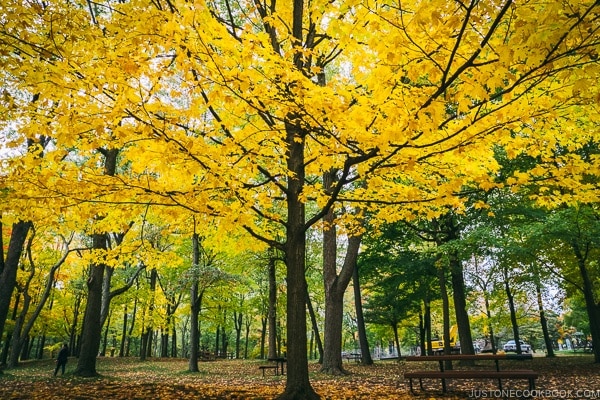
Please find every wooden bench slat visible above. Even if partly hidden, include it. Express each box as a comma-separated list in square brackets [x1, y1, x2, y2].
[405, 370, 538, 379]
[405, 369, 538, 393]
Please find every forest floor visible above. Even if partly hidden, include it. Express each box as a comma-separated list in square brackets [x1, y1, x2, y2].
[0, 351, 598, 399]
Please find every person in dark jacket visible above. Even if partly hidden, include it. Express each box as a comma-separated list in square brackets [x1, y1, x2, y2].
[54, 344, 69, 376]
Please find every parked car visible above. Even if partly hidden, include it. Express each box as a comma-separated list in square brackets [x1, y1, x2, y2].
[503, 340, 531, 353]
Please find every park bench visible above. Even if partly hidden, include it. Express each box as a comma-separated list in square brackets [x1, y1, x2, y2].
[258, 357, 286, 377]
[342, 352, 362, 363]
[258, 364, 279, 376]
[404, 353, 537, 393]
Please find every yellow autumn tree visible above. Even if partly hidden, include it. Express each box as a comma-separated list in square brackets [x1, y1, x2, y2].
[1, 0, 599, 397]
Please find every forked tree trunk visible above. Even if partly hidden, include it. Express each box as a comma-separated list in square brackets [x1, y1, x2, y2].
[75, 147, 118, 377]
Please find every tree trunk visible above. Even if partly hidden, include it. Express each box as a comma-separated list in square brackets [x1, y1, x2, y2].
[278, 116, 319, 399]
[9, 235, 70, 367]
[126, 297, 137, 357]
[424, 299, 432, 356]
[418, 313, 426, 356]
[120, 304, 128, 357]
[504, 275, 523, 355]
[392, 322, 401, 357]
[260, 316, 267, 359]
[188, 232, 201, 372]
[74, 234, 107, 376]
[535, 280, 554, 357]
[234, 311, 242, 359]
[483, 294, 497, 353]
[0, 221, 32, 339]
[306, 287, 323, 363]
[101, 310, 111, 356]
[437, 261, 452, 358]
[572, 241, 600, 363]
[320, 169, 363, 375]
[450, 253, 475, 355]
[141, 268, 157, 361]
[69, 290, 82, 357]
[8, 259, 35, 368]
[353, 264, 373, 365]
[244, 317, 251, 359]
[267, 252, 278, 359]
[74, 147, 118, 376]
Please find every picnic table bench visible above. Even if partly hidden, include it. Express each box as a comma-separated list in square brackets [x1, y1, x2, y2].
[404, 353, 537, 393]
[342, 352, 362, 363]
[259, 357, 286, 377]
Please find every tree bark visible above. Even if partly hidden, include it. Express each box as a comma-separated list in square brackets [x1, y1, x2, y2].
[450, 252, 475, 355]
[278, 116, 319, 399]
[74, 233, 107, 376]
[306, 286, 323, 362]
[267, 252, 278, 359]
[572, 241, 600, 363]
[504, 274, 523, 354]
[75, 147, 118, 377]
[353, 264, 373, 364]
[0, 221, 32, 340]
[320, 169, 363, 375]
[188, 232, 201, 372]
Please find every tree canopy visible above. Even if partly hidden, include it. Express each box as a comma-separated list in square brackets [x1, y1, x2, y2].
[1, 0, 599, 397]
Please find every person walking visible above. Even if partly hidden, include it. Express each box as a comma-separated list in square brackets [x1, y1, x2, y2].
[54, 343, 69, 376]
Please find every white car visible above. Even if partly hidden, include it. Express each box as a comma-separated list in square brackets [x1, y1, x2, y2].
[503, 340, 531, 353]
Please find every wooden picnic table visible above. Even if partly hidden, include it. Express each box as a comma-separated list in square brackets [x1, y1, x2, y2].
[258, 357, 286, 376]
[404, 353, 537, 393]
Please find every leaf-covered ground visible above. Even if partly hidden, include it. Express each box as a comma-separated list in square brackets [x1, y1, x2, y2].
[0, 353, 598, 399]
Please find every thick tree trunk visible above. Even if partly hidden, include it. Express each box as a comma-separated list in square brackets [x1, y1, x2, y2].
[278, 117, 319, 400]
[321, 234, 363, 374]
[320, 170, 363, 375]
[320, 192, 344, 374]
[75, 147, 118, 376]
[74, 234, 107, 377]
[450, 253, 475, 355]
[353, 264, 373, 364]
[321, 285, 346, 374]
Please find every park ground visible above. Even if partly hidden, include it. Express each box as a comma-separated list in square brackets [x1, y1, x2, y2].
[0, 352, 598, 399]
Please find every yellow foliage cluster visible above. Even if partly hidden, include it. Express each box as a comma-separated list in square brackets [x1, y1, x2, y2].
[0, 0, 598, 236]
